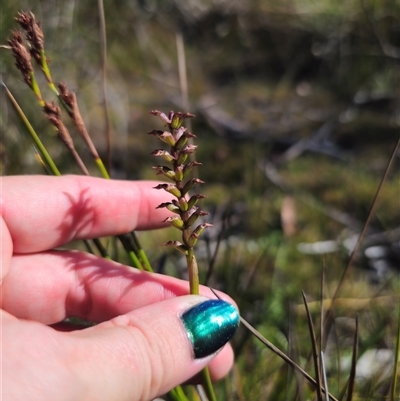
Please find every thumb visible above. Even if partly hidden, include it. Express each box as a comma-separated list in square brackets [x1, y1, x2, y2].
[70, 295, 239, 401]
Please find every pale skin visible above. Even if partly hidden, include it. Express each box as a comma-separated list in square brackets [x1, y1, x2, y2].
[1, 175, 236, 401]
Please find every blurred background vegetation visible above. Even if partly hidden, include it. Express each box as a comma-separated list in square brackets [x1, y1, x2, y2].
[1, 0, 399, 400]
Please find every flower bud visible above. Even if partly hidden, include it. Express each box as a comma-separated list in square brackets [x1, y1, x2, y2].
[148, 129, 176, 146]
[182, 178, 205, 196]
[163, 240, 189, 255]
[156, 202, 181, 214]
[171, 112, 184, 129]
[149, 110, 171, 125]
[175, 165, 184, 182]
[175, 131, 196, 151]
[186, 208, 209, 228]
[151, 149, 175, 163]
[177, 153, 188, 165]
[186, 223, 212, 247]
[164, 216, 184, 230]
[178, 145, 197, 164]
[158, 132, 176, 147]
[187, 194, 206, 209]
[179, 197, 189, 211]
[174, 127, 186, 142]
[183, 161, 202, 177]
[152, 166, 176, 181]
[154, 183, 182, 198]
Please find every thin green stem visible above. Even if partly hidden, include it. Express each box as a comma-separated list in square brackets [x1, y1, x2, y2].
[186, 251, 199, 295]
[391, 304, 400, 401]
[83, 239, 95, 254]
[97, 0, 112, 172]
[168, 386, 189, 401]
[95, 157, 110, 179]
[3, 81, 61, 176]
[117, 235, 143, 270]
[39, 49, 59, 96]
[201, 368, 217, 401]
[130, 232, 153, 272]
[92, 238, 110, 259]
[127, 250, 143, 270]
[29, 71, 45, 106]
[186, 254, 215, 400]
[95, 157, 153, 272]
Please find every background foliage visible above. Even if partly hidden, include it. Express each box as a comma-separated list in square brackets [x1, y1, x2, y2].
[1, 0, 399, 400]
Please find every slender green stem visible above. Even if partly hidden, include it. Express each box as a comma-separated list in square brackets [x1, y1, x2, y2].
[95, 156, 153, 273]
[168, 385, 189, 401]
[186, 251, 199, 295]
[391, 304, 400, 401]
[127, 250, 143, 270]
[201, 368, 217, 401]
[117, 235, 143, 270]
[95, 157, 110, 179]
[83, 239, 95, 254]
[97, 0, 112, 172]
[3, 82, 61, 176]
[29, 71, 45, 106]
[186, 253, 215, 400]
[92, 238, 110, 259]
[130, 232, 153, 272]
[39, 49, 59, 96]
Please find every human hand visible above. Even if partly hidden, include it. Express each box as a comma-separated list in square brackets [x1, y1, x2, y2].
[1, 175, 239, 401]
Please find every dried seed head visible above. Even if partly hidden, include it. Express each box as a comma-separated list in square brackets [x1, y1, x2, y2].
[43, 101, 62, 121]
[7, 30, 33, 88]
[58, 82, 74, 110]
[15, 11, 44, 63]
[43, 102, 74, 150]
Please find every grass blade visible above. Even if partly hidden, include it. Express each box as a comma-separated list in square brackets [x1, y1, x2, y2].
[327, 134, 400, 312]
[97, 0, 112, 172]
[390, 304, 400, 401]
[209, 287, 339, 401]
[302, 290, 324, 401]
[2, 81, 61, 176]
[240, 314, 338, 401]
[346, 316, 359, 401]
[321, 351, 330, 401]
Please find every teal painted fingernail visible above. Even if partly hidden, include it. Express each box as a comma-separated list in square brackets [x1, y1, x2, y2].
[181, 299, 239, 359]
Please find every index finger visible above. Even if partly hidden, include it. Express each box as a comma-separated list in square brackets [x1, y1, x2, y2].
[2, 175, 171, 253]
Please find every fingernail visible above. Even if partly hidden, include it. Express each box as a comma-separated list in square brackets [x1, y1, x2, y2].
[181, 299, 239, 359]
